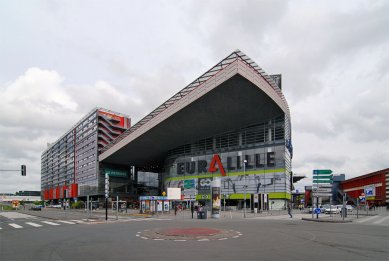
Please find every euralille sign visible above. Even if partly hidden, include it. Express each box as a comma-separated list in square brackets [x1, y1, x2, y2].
[175, 152, 276, 176]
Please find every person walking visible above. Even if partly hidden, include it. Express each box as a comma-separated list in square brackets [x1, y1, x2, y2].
[287, 202, 293, 218]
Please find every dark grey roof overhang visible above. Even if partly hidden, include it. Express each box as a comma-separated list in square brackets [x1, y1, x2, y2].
[99, 50, 290, 167]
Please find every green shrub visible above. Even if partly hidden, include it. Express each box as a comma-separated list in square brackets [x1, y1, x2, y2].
[0, 204, 15, 210]
[71, 201, 84, 209]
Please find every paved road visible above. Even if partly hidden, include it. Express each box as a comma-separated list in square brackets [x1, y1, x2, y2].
[1, 210, 388, 261]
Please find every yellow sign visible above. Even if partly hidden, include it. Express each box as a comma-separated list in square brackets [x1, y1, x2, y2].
[162, 191, 166, 197]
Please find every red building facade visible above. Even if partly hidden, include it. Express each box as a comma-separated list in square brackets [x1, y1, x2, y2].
[340, 168, 389, 206]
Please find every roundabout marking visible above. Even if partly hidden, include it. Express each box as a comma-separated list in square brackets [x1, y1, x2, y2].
[136, 227, 242, 242]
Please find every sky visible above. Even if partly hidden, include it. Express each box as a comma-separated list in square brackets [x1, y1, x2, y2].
[0, 0, 388, 194]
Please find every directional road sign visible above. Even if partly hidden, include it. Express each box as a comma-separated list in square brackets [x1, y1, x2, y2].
[316, 188, 332, 193]
[313, 193, 332, 197]
[313, 169, 333, 174]
[317, 184, 333, 188]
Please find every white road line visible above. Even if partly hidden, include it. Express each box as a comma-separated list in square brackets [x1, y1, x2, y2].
[69, 220, 85, 223]
[355, 216, 380, 223]
[25, 222, 42, 227]
[372, 216, 389, 224]
[9, 223, 23, 229]
[140, 237, 148, 240]
[197, 239, 210, 241]
[0, 227, 2, 230]
[153, 239, 164, 241]
[41, 221, 60, 226]
[174, 240, 187, 242]
[218, 238, 228, 241]
[57, 220, 76, 225]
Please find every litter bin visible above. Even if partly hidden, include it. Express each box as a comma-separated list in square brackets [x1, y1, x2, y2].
[197, 211, 208, 219]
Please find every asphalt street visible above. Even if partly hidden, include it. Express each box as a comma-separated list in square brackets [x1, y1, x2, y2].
[1, 209, 388, 261]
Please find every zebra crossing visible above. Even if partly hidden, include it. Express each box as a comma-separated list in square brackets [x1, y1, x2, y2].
[353, 215, 389, 226]
[0, 219, 87, 231]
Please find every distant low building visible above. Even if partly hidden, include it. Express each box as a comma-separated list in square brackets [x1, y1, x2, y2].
[17, 191, 41, 196]
[341, 168, 389, 206]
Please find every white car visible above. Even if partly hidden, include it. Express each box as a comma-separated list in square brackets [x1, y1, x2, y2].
[323, 205, 340, 214]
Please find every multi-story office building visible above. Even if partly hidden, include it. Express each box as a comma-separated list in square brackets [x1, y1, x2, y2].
[41, 108, 130, 201]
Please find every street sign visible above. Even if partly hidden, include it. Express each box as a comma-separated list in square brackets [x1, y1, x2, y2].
[313, 180, 333, 183]
[313, 169, 333, 174]
[317, 184, 333, 188]
[314, 208, 321, 214]
[364, 185, 375, 197]
[316, 188, 332, 193]
[313, 193, 332, 197]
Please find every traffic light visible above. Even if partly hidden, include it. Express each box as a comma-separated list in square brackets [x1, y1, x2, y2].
[21, 165, 26, 176]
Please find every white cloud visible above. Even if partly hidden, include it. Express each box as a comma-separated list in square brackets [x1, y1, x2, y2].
[0, 0, 388, 193]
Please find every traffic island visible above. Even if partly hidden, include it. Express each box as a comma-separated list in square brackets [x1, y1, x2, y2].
[301, 218, 352, 223]
[137, 227, 242, 241]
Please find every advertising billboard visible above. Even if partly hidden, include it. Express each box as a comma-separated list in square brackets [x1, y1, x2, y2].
[167, 188, 181, 200]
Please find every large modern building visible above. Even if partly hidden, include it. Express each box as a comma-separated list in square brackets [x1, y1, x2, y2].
[98, 50, 293, 210]
[41, 108, 130, 201]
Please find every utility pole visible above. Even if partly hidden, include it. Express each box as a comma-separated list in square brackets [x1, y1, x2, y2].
[105, 173, 109, 221]
[243, 159, 247, 218]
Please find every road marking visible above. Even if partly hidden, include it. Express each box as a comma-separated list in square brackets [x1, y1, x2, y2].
[355, 216, 380, 223]
[57, 220, 76, 224]
[197, 239, 210, 241]
[26, 222, 42, 227]
[9, 223, 23, 228]
[218, 238, 228, 241]
[41, 221, 60, 226]
[153, 239, 164, 241]
[0, 212, 36, 219]
[69, 220, 85, 223]
[0, 227, 2, 230]
[233, 236, 240, 238]
[174, 240, 187, 242]
[372, 216, 389, 224]
[140, 237, 148, 240]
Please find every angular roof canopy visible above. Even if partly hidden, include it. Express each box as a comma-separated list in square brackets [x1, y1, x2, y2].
[99, 50, 291, 168]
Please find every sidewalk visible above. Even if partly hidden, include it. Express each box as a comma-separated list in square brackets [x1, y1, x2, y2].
[15, 208, 367, 223]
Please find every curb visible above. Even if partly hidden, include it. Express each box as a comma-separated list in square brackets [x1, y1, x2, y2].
[301, 218, 352, 223]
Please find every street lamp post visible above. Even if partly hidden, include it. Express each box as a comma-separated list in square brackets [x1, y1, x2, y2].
[243, 159, 247, 218]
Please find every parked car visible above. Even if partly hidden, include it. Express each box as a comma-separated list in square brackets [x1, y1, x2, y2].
[30, 205, 43, 211]
[323, 205, 340, 214]
[346, 205, 354, 212]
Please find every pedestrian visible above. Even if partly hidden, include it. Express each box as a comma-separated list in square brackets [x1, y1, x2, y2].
[174, 204, 177, 215]
[287, 202, 293, 218]
[191, 203, 194, 219]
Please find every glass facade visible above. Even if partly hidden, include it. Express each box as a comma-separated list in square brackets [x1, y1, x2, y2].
[162, 114, 292, 203]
